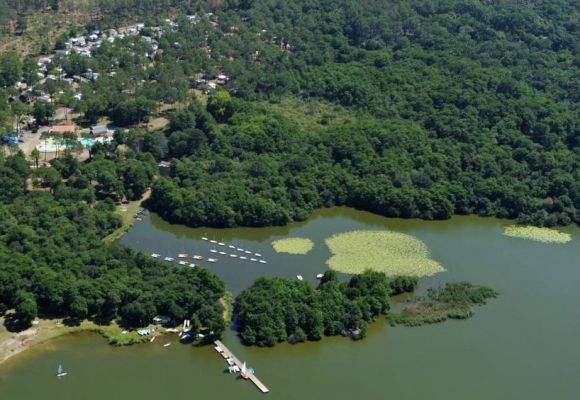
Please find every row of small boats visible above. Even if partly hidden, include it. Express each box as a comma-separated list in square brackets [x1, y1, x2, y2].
[201, 237, 262, 257]
[150, 253, 218, 266]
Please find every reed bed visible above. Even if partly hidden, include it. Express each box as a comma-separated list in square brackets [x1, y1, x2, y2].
[504, 225, 572, 244]
[325, 230, 445, 277]
[272, 237, 315, 254]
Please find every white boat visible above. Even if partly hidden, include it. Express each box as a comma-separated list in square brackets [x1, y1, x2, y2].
[316, 273, 324, 279]
[228, 245, 235, 249]
[150, 336, 156, 342]
[230, 254, 238, 258]
[250, 258, 258, 262]
[56, 364, 67, 377]
[259, 260, 267, 264]
[240, 256, 248, 260]
[178, 253, 188, 258]
[219, 251, 227, 255]
[151, 253, 160, 258]
[210, 249, 218, 253]
[297, 275, 303, 281]
[254, 253, 262, 257]
[210, 240, 217, 244]
[192, 255, 203, 260]
[189, 263, 196, 268]
[218, 242, 225, 246]
[163, 343, 171, 347]
[227, 358, 234, 366]
[164, 257, 174, 262]
[178, 261, 189, 265]
[236, 248, 244, 252]
[208, 258, 218, 263]
[201, 237, 208, 241]
[244, 250, 252, 254]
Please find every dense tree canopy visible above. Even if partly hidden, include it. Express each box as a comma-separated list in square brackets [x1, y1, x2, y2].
[0, 152, 225, 333]
[233, 270, 391, 346]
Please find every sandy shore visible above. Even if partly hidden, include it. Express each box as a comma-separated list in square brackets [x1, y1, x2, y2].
[0, 316, 98, 366]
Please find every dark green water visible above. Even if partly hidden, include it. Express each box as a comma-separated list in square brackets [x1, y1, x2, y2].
[1, 208, 579, 400]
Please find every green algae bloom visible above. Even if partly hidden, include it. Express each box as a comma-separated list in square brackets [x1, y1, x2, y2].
[325, 230, 445, 277]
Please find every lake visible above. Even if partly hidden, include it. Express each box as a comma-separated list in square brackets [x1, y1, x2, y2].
[1, 208, 579, 400]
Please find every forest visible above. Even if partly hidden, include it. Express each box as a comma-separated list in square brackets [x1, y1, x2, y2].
[0, 0, 577, 336]
[144, 0, 580, 228]
[0, 150, 226, 336]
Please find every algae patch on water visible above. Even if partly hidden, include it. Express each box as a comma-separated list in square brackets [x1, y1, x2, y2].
[504, 225, 572, 244]
[325, 230, 445, 277]
[272, 237, 314, 254]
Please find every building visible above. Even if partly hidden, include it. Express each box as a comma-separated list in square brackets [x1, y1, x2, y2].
[91, 125, 110, 136]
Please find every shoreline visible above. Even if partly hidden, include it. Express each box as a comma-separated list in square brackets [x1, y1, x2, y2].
[0, 317, 101, 366]
[0, 317, 165, 367]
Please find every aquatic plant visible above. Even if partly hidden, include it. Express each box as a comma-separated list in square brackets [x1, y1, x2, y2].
[272, 237, 314, 255]
[388, 282, 497, 327]
[504, 225, 572, 244]
[325, 230, 444, 277]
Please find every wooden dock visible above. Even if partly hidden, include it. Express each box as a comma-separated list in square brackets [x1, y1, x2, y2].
[214, 340, 270, 393]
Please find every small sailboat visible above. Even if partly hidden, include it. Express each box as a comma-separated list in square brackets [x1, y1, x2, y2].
[297, 275, 303, 281]
[250, 258, 257, 262]
[192, 255, 203, 260]
[210, 249, 217, 253]
[254, 253, 262, 257]
[163, 343, 171, 347]
[201, 237, 208, 241]
[228, 245, 235, 249]
[151, 253, 160, 258]
[208, 258, 218, 263]
[240, 256, 248, 260]
[210, 240, 217, 244]
[150, 335, 156, 342]
[240, 362, 254, 379]
[178, 261, 189, 265]
[259, 260, 267, 264]
[316, 273, 324, 279]
[230, 254, 238, 258]
[219, 251, 227, 255]
[178, 253, 188, 258]
[244, 250, 252, 254]
[164, 256, 174, 262]
[218, 242, 225, 246]
[56, 364, 67, 377]
[236, 248, 244, 252]
[189, 263, 196, 268]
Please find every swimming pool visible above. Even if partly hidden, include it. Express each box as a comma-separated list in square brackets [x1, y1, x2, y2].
[80, 138, 95, 147]
[37, 142, 67, 153]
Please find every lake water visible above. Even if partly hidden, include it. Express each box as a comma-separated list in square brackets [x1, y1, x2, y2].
[1, 208, 579, 400]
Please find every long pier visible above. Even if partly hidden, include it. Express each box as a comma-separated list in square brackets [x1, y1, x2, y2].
[214, 340, 270, 393]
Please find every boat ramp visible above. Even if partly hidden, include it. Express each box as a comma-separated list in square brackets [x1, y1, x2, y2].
[214, 340, 269, 393]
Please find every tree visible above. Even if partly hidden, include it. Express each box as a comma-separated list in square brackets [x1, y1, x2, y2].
[15, 292, 37, 326]
[30, 148, 40, 168]
[207, 90, 236, 122]
[33, 101, 55, 125]
[0, 51, 23, 87]
[15, 14, 27, 35]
